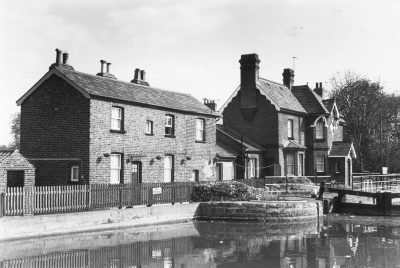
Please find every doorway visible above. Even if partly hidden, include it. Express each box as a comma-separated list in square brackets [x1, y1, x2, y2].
[131, 161, 142, 184]
[7, 170, 24, 187]
[216, 163, 223, 181]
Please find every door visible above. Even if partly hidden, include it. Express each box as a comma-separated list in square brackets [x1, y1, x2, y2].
[7, 170, 24, 187]
[216, 163, 223, 181]
[131, 161, 142, 205]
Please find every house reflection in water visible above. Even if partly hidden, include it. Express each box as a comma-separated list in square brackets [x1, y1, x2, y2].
[1, 221, 400, 267]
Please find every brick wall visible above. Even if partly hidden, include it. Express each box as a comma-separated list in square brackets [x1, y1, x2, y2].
[0, 151, 35, 192]
[20, 74, 90, 185]
[89, 98, 217, 183]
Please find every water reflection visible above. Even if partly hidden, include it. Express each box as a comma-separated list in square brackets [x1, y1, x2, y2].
[1, 219, 400, 267]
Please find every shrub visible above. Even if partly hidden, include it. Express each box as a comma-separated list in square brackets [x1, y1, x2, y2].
[191, 181, 277, 202]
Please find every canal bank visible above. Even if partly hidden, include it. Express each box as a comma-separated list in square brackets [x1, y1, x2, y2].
[0, 198, 322, 241]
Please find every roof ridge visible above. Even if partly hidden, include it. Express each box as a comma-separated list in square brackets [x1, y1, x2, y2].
[56, 67, 195, 98]
[259, 77, 283, 86]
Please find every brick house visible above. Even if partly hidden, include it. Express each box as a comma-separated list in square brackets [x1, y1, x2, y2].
[0, 150, 35, 192]
[17, 49, 219, 186]
[219, 54, 356, 184]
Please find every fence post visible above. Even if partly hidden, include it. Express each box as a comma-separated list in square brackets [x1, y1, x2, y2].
[285, 175, 288, 194]
[147, 187, 153, 207]
[0, 192, 4, 218]
[119, 185, 123, 209]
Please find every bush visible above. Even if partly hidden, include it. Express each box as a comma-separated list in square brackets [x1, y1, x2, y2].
[191, 181, 277, 202]
[278, 176, 313, 185]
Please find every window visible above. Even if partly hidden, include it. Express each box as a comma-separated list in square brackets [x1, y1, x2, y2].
[248, 158, 256, 178]
[286, 154, 294, 175]
[146, 120, 153, 135]
[298, 154, 304, 176]
[196, 119, 205, 141]
[164, 155, 174, 182]
[335, 161, 340, 173]
[111, 107, 123, 131]
[110, 154, 121, 184]
[287, 119, 293, 138]
[71, 166, 79, 182]
[165, 115, 174, 136]
[192, 170, 199, 182]
[317, 155, 325, 172]
[316, 121, 324, 139]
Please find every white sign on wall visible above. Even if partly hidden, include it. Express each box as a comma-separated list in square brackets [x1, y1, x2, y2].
[153, 187, 162, 195]
[382, 167, 388, 175]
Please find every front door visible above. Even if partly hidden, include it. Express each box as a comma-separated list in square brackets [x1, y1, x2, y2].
[7, 170, 24, 187]
[131, 161, 142, 184]
[131, 162, 142, 206]
[216, 163, 223, 181]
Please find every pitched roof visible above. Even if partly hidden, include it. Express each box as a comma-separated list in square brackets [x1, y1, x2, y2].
[257, 79, 307, 113]
[329, 142, 356, 158]
[18, 66, 220, 117]
[282, 140, 307, 149]
[215, 142, 236, 158]
[217, 125, 264, 152]
[0, 150, 13, 162]
[322, 99, 335, 112]
[219, 78, 307, 114]
[291, 85, 329, 114]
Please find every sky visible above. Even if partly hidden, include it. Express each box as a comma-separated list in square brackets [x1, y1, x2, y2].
[1, 0, 399, 145]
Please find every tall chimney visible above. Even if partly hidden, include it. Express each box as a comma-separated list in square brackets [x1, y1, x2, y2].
[282, 68, 294, 90]
[204, 100, 217, 111]
[131, 68, 149, 86]
[314, 82, 324, 98]
[239, 54, 259, 121]
[49, 48, 74, 70]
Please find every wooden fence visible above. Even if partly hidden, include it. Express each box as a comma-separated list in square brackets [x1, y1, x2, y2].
[1, 182, 195, 217]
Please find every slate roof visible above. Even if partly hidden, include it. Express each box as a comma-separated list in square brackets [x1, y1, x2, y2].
[217, 125, 264, 152]
[216, 143, 236, 158]
[291, 85, 329, 114]
[323, 99, 335, 113]
[282, 140, 307, 149]
[329, 142, 356, 158]
[257, 78, 307, 113]
[19, 66, 220, 117]
[0, 150, 13, 162]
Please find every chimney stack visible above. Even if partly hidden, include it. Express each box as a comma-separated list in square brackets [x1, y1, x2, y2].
[49, 48, 74, 71]
[96, 60, 116, 79]
[239, 54, 259, 121]
[131, 68, 149, 86]
[204, 100, 217, 111]
[282, 68, 294, 90]
[314, 82, 324, 99]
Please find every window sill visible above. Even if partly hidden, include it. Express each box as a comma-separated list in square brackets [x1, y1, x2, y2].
[110, 129, 126, 134]
[145, 133, 154, 136]
[195, 140, 206, 143]
[165, 135, 176, 138]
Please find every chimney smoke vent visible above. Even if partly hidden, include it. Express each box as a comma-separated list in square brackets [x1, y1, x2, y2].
[282, 68, 295, 90]
[100, 60, 107, 73]
[204, 99, 217, 111]
[62, 51, 69, 64]
[106, 62, 111, 73]
[96, 60, 116, 79]
[49, 48, 74, 71]
[140, 70, 146, 81]
[55, 48, 62, 65]
[131, 68, 149, 86]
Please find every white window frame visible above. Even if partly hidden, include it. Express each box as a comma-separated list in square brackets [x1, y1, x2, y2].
[287, 119, 293, 138]
[317, 155, 325, 172]
[164, 155, 173, 182]
[71, 166, 79, 182]
[111, 107, 122, 131]
[110, 154, 121, 184]
[286, 154, 294, 175]
[196, 119, 205, 141]
[165, 115, 174, 135]
[146, 120, 153, 134]
[249, 158, 256, 178]
[316, 121, 324, 139]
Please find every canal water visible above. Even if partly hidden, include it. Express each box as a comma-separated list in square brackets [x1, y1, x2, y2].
[1, 218, 400, 267]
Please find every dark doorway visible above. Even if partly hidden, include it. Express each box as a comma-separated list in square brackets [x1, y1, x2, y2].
[7, 170, 25, 187]
[131, 161, 142, 184]
[216, 163, 223, 181]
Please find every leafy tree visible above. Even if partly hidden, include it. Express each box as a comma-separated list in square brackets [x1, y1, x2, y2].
[329, 71, 400, 172]
[8, 112, 20, 150]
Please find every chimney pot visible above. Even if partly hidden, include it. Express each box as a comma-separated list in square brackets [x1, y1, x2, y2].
[55, 48, 63, 65]
[140, 70, 146, 81]
[62, 51, 69, 64]
[100, 60, 107, 73]
[106, 62, 111, 73]
[204, 99, 217, 111]
[320, 82, 322, 88]
[134, 69, 141, 80]
[316, 82, 318, 89]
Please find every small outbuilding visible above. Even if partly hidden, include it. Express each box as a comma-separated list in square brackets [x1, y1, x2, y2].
[0, 150, 35, 192]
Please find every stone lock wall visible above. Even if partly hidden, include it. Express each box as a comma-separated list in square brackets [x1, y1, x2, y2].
[197, 201, 322, 222]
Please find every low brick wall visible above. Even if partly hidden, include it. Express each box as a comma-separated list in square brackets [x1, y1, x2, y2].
[197, 200, 322, 222]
